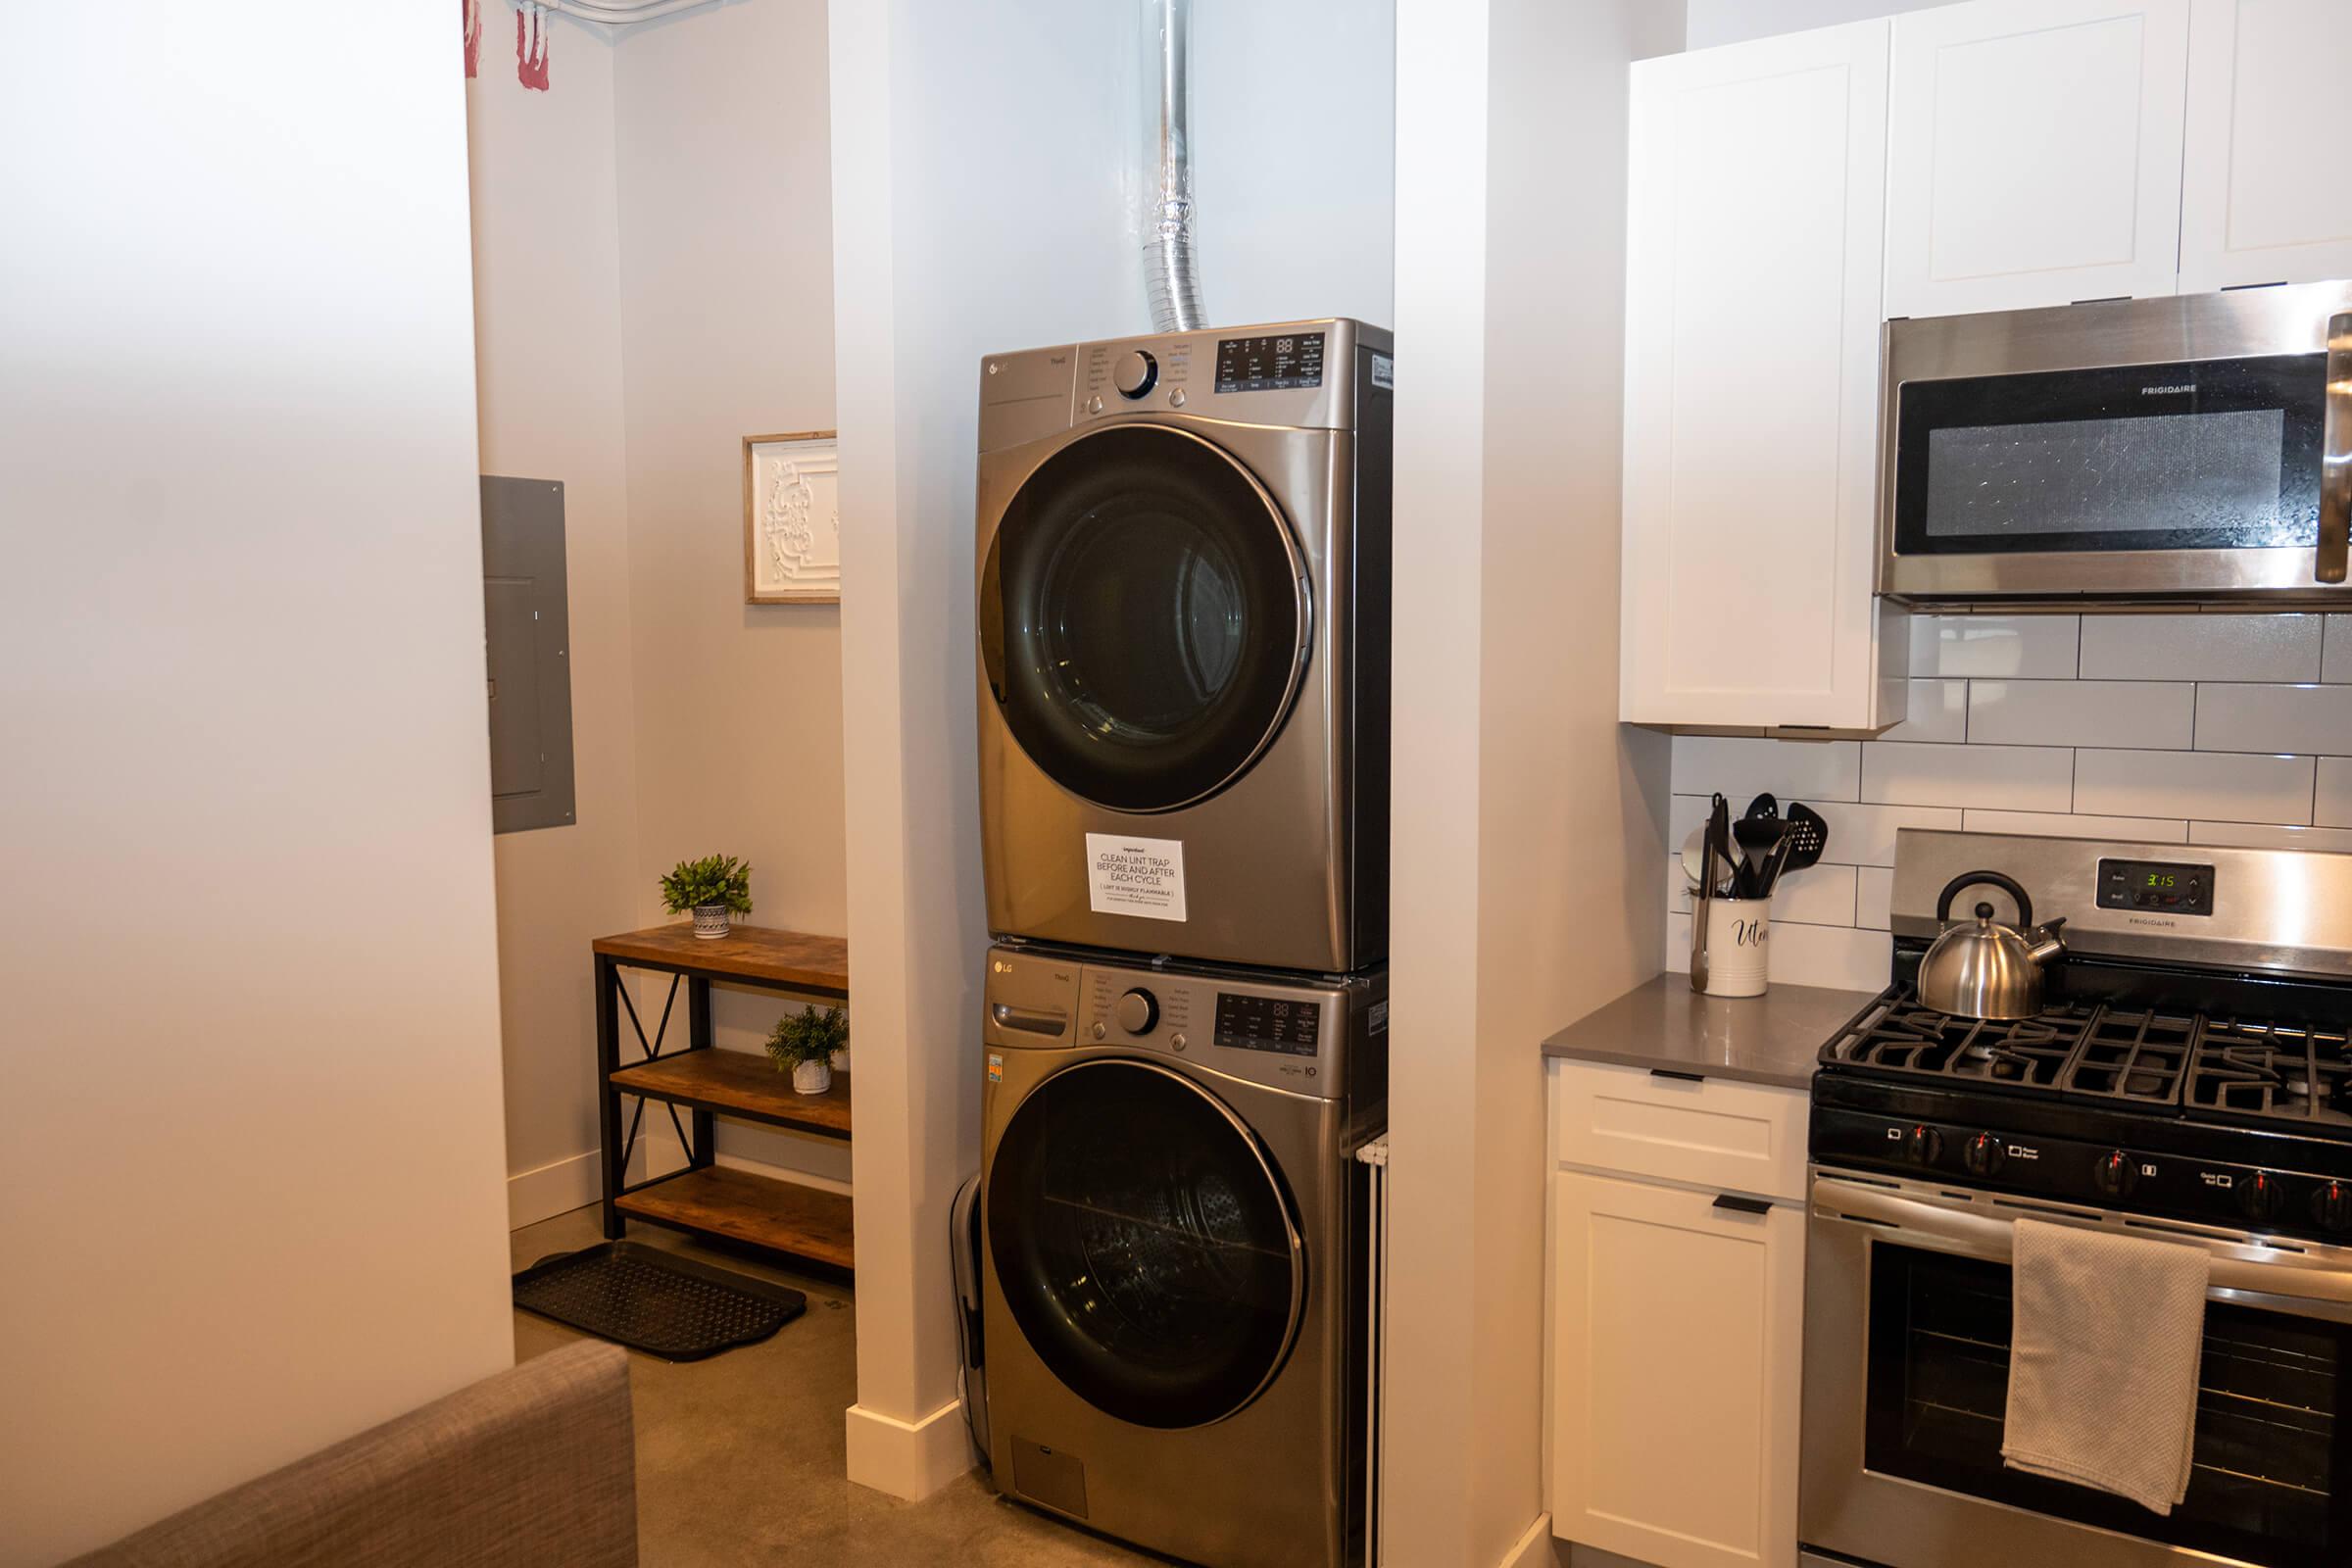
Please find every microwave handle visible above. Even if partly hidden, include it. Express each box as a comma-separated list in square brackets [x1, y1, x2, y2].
[2321, 311, 2351, 585]
[1811, 1175, 2352, 1311]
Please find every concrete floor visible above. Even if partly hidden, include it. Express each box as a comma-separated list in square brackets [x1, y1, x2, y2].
[510, 1203, 1161, 1567]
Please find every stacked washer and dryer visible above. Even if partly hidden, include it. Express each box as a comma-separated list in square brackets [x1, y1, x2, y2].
[969, 318, 1393, 1568]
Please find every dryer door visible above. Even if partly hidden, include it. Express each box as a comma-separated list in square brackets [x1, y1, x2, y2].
[986, 1057, 1305, 1429]
[980, 424, 1309, 812]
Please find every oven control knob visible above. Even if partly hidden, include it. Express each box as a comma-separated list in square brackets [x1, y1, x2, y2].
[1904, 1125, 1942, 1165]
[1113, 350, 1158, 400]
[2313, 1181, 2352, 1232]
[1964, 1133, 2005, 1178]
[1114, 987, 1159, 1035]
[2092, 1150, 2135, 1198]
[2238, 1170, 2286, 1225]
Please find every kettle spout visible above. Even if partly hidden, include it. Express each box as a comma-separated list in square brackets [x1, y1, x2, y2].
[2028, 916, 2069, 967]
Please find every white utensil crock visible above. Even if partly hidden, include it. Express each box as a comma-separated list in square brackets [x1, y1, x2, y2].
[1702, 898, 1770, 998]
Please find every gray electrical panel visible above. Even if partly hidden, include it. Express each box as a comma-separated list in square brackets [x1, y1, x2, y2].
[481, 475, 576, 834]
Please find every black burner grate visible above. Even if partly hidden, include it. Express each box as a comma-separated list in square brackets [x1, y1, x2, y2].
[2057, 1005, 2198, 1107]
[1825, 991, 2094, 1092]
[2186, 1016, 2352, 1129]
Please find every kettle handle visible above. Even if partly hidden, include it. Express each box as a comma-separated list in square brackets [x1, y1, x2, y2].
[1935, 870, 2032, 928]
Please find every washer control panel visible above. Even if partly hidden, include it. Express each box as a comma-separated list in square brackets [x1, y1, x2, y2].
[1075, 959, 1347, 1097]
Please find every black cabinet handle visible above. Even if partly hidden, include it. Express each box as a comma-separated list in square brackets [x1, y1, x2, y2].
[1649, 1067, 1705, 1083]
[1712, 1193, 1772, 1215]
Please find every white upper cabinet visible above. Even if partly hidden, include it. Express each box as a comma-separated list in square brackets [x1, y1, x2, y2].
[1620, 22, 1902, 731]
[1884, 0, 2191, 318]
[2180, 0, 2352, 291]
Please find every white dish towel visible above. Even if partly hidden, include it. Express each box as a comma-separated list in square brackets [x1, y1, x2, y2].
[2002, 1217, 2211, 1514]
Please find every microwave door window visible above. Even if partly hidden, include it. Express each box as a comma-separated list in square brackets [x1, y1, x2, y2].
[1893, 354, 2328, 557]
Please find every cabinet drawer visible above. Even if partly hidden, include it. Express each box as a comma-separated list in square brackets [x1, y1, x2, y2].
[1550, 1059, 1808, 1200]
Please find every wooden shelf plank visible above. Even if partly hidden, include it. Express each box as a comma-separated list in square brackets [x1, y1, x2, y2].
[610, 1052, 851, 1140]
[615, 1165, 854, 1271]
[593, 923, 849, 996]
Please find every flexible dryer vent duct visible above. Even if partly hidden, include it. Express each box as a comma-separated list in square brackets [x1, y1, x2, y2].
[1143, 0, 1205, 332]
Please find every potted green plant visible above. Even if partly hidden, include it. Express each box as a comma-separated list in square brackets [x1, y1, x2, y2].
[660, 854, 753, 940]
[764, 1004, 848, 1096]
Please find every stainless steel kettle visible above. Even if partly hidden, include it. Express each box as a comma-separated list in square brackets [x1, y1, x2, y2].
[1917, 871, 2068, 1019]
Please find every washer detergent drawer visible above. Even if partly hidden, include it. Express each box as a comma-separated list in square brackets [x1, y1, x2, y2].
[1550, 1059, 1808, 1201]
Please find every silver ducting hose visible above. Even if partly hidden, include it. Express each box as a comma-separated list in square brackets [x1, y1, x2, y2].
[1143, 0, 1205, 332]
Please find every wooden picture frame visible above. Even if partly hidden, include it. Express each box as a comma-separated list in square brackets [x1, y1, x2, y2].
[743, 431, 841, 604]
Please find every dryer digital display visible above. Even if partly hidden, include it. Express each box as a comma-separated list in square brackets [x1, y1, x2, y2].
[1214, 992, 1321, 1056]
[1214, 332, 1325, 393]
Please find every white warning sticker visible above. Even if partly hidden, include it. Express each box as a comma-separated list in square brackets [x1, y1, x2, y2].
[1085, 833, 1188, 922]
[1370, 352, 1394, 390]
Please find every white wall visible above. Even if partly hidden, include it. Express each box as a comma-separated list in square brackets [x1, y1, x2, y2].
[1687, 0, 1948, 48]
[827, 0, 1396, 1498]
[1665, 612, 2352, 991]
[467, 16, 648, 1226]
[0, 7, 515, 1562]
[612, 0, 850, 1186]
[1387, 1, 1677, 1561]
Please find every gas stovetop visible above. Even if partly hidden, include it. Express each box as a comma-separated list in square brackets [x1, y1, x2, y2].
[1823, 987, 2352, 1131]
[1811, 829, 2352, 1243]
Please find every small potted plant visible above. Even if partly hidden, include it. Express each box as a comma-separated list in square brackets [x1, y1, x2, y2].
[660, 854, 753, 940]
[764, 1004, 848, 1096]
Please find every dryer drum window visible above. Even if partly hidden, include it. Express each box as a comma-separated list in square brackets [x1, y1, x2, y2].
[981, 424, 1308, 812]
[986, 1058, 1305, 1429]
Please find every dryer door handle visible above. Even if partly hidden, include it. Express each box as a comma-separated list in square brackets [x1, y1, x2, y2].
[978, 533, 1007, 703]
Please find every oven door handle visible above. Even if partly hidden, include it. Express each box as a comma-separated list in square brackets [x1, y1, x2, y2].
[2321, 310, 2351, 585]
[1812, 1176, 2352, 1312]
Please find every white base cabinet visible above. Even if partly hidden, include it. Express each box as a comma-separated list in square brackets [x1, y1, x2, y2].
[1547, 1062, 1807, 1568]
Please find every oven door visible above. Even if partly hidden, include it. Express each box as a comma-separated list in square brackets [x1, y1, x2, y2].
[1880, 281, 2352, 604]
[1803, 1171, 2352, 1568]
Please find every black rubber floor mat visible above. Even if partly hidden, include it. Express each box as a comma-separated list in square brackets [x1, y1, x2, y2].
[513, 1241, 806, 1360]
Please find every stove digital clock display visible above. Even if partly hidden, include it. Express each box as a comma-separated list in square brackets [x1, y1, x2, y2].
[2096, 858, 2215, 917]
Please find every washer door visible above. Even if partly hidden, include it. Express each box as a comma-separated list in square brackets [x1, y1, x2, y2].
[986, 1058, 1305, 1429]
[980, 424, 1309, 812]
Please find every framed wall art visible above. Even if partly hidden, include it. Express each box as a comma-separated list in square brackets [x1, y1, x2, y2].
[743, 430, 841, 604]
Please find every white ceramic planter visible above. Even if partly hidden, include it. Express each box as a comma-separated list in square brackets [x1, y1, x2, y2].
[692, 904, 731, 940]
[792, 1059, 833, 1096]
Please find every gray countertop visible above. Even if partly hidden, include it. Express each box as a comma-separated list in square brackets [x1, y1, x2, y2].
[1539, 974, 1882, 1090]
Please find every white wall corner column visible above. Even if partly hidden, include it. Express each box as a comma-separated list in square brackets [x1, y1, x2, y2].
[1389, 1, 1674, 1564]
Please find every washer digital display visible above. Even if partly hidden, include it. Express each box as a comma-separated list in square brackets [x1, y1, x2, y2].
[1213, 992, 1321, 1056]
[1214, 332, 1325, 393]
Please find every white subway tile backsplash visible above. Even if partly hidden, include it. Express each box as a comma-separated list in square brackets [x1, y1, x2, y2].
[1666, 913, 1891, 992]
[1668, 858, 1857, 926]
[1909, 614, 2080, 679]
[1856, 866, 1894, 930]
[1961, 808, 2187, 843]
[1877, 679, 1968, 744]
[2074, 749, 2315, 825]
[1861, 741, 2075, 811]
[2193, 684, 2352, 756]
[1670, 735, 1861, 802]
[1806, 802, 1965, 866]
[2318, 759, 2352, 829]
[2326, 616, 2352, 683]
[2078, 612, 2323, 683]
[2189, 821, 2352, 853]
[1968, 680, 2194, 750]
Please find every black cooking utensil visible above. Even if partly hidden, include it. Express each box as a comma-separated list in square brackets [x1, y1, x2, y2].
[1755, 802, 1829, 896]
[1732, 816, 1788, 899]
[1743, 793, 1779, 824]
[1692, 794, 1730, 993]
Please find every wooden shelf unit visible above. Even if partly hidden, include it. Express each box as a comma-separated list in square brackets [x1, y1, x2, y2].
[591, 921, 852, 1274]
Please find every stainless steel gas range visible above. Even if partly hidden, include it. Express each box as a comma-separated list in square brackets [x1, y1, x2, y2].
[1800, 829, 2352, 1568]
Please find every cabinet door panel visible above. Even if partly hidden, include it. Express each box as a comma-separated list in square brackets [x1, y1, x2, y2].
[2180, 0, 2352, 291]
[1620, 23, 1897, 730]
[1549, 1171, 1803, 1568]
[1886, 0, 2190, 318]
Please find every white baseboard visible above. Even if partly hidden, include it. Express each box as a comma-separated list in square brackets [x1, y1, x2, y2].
[507, 1151, 601, 1231]
[845, 1397, 972, 1501]
[1499, 1513, 1556, 1568]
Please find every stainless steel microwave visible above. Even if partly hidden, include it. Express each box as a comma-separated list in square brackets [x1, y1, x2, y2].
[1881, 281, 2352, 607]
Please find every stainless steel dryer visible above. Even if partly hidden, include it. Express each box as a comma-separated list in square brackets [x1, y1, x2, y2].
[976, 318, 1392, 973]
[977, 941, 1387, 1568]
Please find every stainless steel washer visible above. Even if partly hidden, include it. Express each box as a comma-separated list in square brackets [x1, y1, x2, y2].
[976, 318, 1392, 973]
[977, 941, 1387, 1568]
